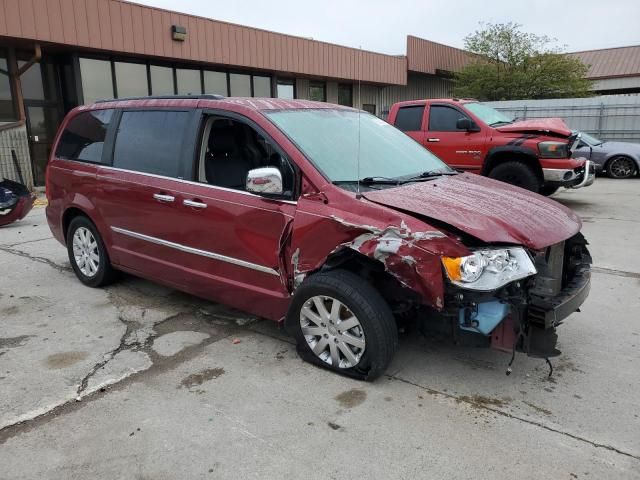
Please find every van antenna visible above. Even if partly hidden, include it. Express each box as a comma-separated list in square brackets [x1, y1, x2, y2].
[356, 46, 363, 200]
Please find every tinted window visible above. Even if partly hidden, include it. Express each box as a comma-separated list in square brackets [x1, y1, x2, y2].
[80, 58, 114, 104]
[229, 73, 251, 97]
[150, 66, 174, 95]
[113, 111, 190, 177]
[338, 84, 353, 106]
[176, 69, 201, 95]
[309, 81, 326, 102]
[115, 62, 148, 98]
[253, 76, 271, 97]
[429, 105, 468, 131]
[55, 109, 114, 163]
[204, 71, 228, 96]
[0, 54, 17, 121]
[394, 105, 424, 131]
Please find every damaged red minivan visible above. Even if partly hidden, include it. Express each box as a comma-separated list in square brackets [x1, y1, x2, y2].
[46, 96, 591, 380]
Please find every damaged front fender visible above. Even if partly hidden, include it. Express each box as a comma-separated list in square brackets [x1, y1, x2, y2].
[0, 179, 35, 227]
[288, 197, 470, 310]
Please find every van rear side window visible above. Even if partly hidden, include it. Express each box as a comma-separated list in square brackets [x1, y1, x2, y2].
[55, 109, 114, 163]
[112, 111, 190, 178]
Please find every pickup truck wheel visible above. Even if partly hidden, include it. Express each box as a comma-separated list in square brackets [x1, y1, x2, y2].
[539, 185, 560, 196]
[606, 156, 637, 179]
[488, 161, 541, 192]
[66, 216, 117, 288]
[287, 269, 398, 381]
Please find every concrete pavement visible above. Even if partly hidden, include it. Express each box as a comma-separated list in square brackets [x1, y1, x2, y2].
[1, 178, 639, 479]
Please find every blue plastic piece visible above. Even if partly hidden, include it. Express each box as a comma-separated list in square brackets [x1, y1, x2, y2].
[458, 301, 510, 335]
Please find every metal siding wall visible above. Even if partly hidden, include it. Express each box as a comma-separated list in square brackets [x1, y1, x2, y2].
[295, 78, 309, 100]
[485, 95, 640, 143]
[376, 73, 454, 117]
[0, 124, 33, 188]
[326, 81, 338, 104]
[0, 0, 406, 85]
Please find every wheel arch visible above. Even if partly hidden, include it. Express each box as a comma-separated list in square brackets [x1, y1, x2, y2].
[604, 153, 640, 174]
[483, 146, 543, 180]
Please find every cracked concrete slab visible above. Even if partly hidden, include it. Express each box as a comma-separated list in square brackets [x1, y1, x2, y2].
[85, 349, 153, 395]
[152, 331, 210, 357]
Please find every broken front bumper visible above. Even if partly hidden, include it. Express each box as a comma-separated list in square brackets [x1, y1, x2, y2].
[542, 160, 595, 189]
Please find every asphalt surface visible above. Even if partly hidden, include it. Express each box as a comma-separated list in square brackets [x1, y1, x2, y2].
[1, 178, 639, 479]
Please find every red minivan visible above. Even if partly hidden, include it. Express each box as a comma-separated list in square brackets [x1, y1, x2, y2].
[46, 96, 591, 380]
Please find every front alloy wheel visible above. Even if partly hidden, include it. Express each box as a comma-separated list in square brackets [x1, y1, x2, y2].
[300, 295, 366, 369]
[607, 156, 637, 179]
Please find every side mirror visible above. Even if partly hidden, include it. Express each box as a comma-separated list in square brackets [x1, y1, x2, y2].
[246, 167, 283, 195]
[456, 118, 479, 132]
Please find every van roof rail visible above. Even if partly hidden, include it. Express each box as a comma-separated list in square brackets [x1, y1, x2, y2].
[94, 94, 225, 103]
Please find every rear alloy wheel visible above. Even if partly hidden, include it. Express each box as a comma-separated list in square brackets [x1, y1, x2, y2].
[488, 161, 541, 192]
[287, 269, 398, 381]
[607, 156, 637, 179]
[67, 216, 118, 288]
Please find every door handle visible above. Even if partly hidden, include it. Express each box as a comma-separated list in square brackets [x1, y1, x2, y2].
[427, 138, 440, 142]
[183, 199, 207, 209]
[153, 193, 175, 203]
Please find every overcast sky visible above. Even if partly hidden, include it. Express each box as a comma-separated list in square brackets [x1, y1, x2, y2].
[134, 0, 639, 54]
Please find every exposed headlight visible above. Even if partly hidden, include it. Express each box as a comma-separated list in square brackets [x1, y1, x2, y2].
[442, 248, 537, 291]
[538, 141, 569, 158]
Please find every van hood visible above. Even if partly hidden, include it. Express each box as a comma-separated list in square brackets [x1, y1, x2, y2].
[496, 117, 572, 137]
[363, 173, 581, 250]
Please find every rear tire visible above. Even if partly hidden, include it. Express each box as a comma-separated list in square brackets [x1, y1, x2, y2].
[539, 185, 560, 196]
[488, 161, 541, 192]
[66, 216, 117, 288]
[286, 269, 398, 381]
[606, 156, 637, 179]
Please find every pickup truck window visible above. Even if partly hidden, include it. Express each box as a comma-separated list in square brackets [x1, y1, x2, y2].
[429, 105, 469, 132]
[394, 105, 424, 132]
[266, 109, 449, 182]
[464, 102, 512, 126]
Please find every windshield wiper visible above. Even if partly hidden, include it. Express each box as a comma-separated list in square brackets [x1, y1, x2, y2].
[489, 120, 512, 127]
[399, 170, 458, 184]
[333, 176, 400, 185]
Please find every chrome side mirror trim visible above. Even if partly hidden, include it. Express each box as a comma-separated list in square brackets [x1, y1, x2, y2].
[246, 167, 283, 195]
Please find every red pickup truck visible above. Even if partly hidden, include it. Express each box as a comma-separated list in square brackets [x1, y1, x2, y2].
[387, 99, 595, 195]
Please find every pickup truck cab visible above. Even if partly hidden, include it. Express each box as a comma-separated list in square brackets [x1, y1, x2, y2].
[47, 96, 591, 380]
[388, 99, 595, 195]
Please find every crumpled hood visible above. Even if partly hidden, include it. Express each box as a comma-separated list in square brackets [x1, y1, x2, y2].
[363, 173, 581, 250]
[496, 117, 572, 137]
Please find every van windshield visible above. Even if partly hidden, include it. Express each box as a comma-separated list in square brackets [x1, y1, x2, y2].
[265, 109, 451, 183]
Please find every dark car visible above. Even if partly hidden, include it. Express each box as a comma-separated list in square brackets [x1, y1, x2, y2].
[573, 132, 640, 179]
[46, 96, 591, 380]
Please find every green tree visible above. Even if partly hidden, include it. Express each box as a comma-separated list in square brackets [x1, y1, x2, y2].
[454, 22, 592, 101]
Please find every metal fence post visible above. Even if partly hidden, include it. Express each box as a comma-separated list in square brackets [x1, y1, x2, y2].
[523, 105, 527, 120]
[598, 103, 604, 137]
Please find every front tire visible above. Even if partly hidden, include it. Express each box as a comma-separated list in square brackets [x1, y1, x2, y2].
[488, 161, 541, 192]
[286, 269, 398, 381]
[66, 216, 117, 288]
[606, 156, 637, 179]
[539, 185, 560, 196]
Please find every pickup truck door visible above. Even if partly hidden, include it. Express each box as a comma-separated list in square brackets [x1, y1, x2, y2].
[423, 104, 486, 173]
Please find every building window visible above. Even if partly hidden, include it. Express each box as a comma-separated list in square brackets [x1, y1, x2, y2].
[394, 105, 425, 132]
[150, 65, 175, 95]
[79, 58, 114, 104]
[338, 84, 353, 106]
[113, 110, 190, 177]
[114, 62, 148, 98]
[204, 71, 228, 96]
[55, 109, 114, 163]
[362, 104, 376, 115]
[176, 68, 202, 95]
[229, 73, 251, 97]
[309, 81, 326, 102]
[276, 79, 295, 99]
[0, 52, 17, 121]
[253, 76, 271, 97]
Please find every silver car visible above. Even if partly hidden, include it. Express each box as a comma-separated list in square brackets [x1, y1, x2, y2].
[573, 133, 640, 179]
